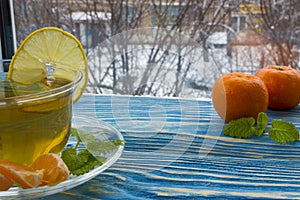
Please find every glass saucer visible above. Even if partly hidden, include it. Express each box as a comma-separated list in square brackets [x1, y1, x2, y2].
[0, 115, 124, 199]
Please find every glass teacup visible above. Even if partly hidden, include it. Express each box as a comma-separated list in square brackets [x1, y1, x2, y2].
[0, 67, 82, 165]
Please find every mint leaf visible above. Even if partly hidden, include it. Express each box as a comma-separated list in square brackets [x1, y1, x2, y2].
[255, 112, 268, 137]
[76, 129, 124, 155]
[222, 113, 299, 144]
[223, 117, 256, 138]
[71, 155, 102, 176]
[75, 129, 95, 141]
[111, 140, 125, 146]
[61, 148, 102, 176]
[61, 148, 87, 171]
[269, 120, 299, 143]
[62, 128, 124, 176]
[70, 128, 82, 143]
[87, 140, 123, 155]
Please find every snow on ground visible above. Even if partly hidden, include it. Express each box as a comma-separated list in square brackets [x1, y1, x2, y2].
[84, 32, 300, 98]
[86, 43, 227, 98]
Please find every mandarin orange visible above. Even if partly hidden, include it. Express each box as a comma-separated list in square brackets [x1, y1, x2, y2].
[31, 153, 69, 186]
[212, 72, 269, 122]
[0, 160, 43, 189]
[0, 174, 13, 191]
[256, 65, 300, 110]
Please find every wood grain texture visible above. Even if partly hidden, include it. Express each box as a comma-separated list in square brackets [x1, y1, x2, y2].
[47, 94, 300, 199]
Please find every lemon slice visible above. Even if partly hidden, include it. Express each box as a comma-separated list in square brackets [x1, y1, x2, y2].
[8, 27, 88, 102]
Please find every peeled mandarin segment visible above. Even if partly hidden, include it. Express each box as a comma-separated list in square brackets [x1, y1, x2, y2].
[8, 27, 88, 103]
[31, 153, 69, 186]
[256, 66, 300, 110]
[0, 174, 13, 191]
[0, 160, 43, 189]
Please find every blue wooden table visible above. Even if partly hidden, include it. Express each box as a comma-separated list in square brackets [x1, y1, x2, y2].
[41, 94, 300, 199]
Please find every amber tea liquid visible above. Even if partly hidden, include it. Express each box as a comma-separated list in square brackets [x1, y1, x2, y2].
[0, 78, 73, 165]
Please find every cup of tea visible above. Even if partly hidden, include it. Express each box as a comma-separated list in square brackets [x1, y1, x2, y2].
[0, 67, 82, 165]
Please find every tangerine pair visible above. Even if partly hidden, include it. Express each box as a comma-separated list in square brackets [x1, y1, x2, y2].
[212, 66, 300, 122]
[0, 153, 69, 191]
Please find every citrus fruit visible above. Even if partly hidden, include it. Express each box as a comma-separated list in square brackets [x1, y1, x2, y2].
[256, 65, 300, 110]
[8, 27, 88, 102]
[0, 160, 43, 189]
[0, 174, 13, 191]
[31, 153, 69, 186]
[212, 72, 269, 122]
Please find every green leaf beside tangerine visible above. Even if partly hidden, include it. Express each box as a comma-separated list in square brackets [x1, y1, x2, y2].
[223, 112, 299, 143]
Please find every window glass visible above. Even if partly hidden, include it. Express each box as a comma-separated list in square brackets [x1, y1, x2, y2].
[2, 0, 300, 97]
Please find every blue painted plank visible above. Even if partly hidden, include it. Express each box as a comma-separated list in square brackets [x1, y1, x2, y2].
[46, 94, 300, 199]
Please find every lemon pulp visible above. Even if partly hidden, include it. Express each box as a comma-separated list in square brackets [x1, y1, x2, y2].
[8, 27, 88, 102]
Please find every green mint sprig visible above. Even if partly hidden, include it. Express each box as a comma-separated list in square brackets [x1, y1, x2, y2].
[269, 120, 299, 143]
[223, 112, 299, 143]
[223, 117, 255, 138]
[255, 112, 269, 137]
[61, 128, 124, 176]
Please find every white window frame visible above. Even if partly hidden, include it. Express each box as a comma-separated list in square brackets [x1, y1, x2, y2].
[232, 14, 247, 32]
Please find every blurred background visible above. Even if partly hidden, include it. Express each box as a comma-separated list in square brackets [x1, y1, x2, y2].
[1, 0, 300, 98]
